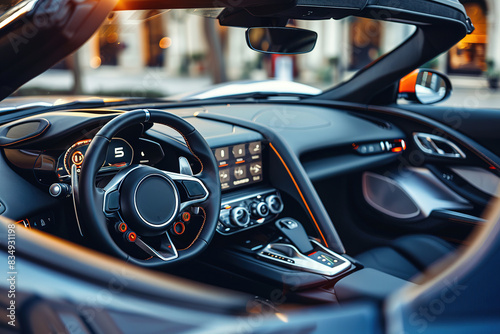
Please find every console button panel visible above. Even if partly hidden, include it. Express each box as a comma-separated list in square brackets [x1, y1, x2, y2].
[217, 189, 283, 235]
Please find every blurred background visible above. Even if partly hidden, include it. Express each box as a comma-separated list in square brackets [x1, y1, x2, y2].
[16, 0, 500, 108]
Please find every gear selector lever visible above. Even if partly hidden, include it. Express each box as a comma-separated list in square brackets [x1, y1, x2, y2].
[275, 218, 314, 254]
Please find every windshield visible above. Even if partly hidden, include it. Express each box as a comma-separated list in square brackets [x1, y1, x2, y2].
[13, 9, 413, 99]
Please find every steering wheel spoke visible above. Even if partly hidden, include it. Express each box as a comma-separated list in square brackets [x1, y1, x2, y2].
[134, 232, 179, 262]
[160, 170, 209, 212]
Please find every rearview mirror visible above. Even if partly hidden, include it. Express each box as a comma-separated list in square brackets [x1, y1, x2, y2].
[246, 27, 318, 54]
[399, 69, 452, 104]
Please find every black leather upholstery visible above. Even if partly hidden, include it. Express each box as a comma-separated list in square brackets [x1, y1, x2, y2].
[355, 235, 455, 282]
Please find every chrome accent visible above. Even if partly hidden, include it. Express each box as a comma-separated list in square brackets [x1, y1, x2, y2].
[133, 174, 180, 228]
[103, 165, 142, 218]
[0, 0, 39, 30]
[266, 194, 284, 214]
[230, 207, 250, 227]
[217, 189, 282, 235]
[253, 202, 269, 218]
[363, 168, 472, 220]
[163, 170, 209, 212]
[49, 184, 62, 197]
[134, 232, 178, 261]
[71, 164, 84, 237]
[178, 156, 193, 175]
[450, 166, 500, 197]
[414, 133, 466, 159]
[143, 109, 151, 122]
[258, 240, 351, 277]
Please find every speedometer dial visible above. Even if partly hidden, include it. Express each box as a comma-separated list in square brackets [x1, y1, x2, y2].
[63, 138, 133, 175]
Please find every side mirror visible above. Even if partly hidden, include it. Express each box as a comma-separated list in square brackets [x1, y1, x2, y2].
[246, 27, 318, 55]
[399, 69, 452, 104]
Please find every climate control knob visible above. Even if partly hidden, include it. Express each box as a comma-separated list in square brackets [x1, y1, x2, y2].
[251, 201, 270, 218]
[266, 194, 284, 214]
[230, 207, 251, 227]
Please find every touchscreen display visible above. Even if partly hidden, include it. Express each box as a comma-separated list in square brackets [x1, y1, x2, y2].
[213, 141, 263, 190]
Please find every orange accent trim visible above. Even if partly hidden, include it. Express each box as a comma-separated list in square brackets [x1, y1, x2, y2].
[178, 207, 206, 251]
[173, 221, 186, 235]
[181, 212, 191, 222]
[269, 143, 328, 247]
[218, 164, 229, 167]
[169, 125, 204, 174]
[119, 223, 127, 233]
[127, 232, 137, 242]
[235, 160, 245, 164]
[399, 69, 419, 94]
[2, 119, 50, 147]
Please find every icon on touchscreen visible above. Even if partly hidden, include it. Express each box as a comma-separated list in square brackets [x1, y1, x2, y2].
[232, 144, 245, 158]
[215, 147, 228, 161]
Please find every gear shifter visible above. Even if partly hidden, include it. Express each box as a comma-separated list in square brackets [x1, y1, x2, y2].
[275, 218, 314, 254]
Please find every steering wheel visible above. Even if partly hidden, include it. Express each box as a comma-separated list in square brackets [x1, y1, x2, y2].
[75, 109, 221, 267]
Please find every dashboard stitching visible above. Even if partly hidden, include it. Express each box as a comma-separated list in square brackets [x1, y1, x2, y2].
[177, 207, 206, 251]
[269, 143, 329, 248]
[169, 125, 204, 174]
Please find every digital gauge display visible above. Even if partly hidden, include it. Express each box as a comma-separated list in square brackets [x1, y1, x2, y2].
[57, 138, 133, 177]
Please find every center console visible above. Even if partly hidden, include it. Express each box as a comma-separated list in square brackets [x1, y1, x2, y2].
[208, 140, 353, 300]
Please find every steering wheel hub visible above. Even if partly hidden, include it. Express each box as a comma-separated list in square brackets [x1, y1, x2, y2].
[119, 167, 179, 236]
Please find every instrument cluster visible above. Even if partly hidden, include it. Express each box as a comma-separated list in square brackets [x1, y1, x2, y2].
[56, 138, 134, 178]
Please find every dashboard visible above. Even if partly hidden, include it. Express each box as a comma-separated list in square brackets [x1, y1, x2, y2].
[0, 101, 494, 255]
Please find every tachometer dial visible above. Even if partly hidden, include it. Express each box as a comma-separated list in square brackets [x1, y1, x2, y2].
[63, 138, 133, 175]
[64, 139, 91, 175]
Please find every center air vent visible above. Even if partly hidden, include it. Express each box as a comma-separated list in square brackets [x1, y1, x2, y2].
[413, 133, 466, 159]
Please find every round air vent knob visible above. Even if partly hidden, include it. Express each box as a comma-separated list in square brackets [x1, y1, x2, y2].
[251, 201, 270, 218]
[266, 194, 284, 214]
[230, 207, 251, 227]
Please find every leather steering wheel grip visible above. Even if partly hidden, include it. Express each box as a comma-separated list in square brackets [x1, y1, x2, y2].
[76, 109, 221, 266]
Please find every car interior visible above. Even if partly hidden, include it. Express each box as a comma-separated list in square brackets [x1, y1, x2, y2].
[0, 0, 499, 333]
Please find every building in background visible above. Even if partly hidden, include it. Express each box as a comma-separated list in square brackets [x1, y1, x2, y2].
[49, 1, 500, 96]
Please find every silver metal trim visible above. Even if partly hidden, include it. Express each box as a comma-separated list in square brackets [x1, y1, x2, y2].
[178, 156, 193, 175]
[102, 165, 143, 218]
[362, 172, 421, 219]
[255, 202, 270, 217]
[217, 189, 282, 235]
[133, 174, 180, 228]
[265, 194, 284, 214]
[71, 164, 84, 237]
[363, 169, 472, 220]
[162, 170, 209, 212]
[143, 109, 151, 122]
[49, 184, 62, 197]
[413, 133, 466, 159]
[134, 232, 179, 261]
[258, 240, 351, 277]
[230, 207, 250, 227]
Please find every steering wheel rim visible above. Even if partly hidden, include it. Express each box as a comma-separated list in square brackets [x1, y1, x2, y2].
[75, 109, 221, 267]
